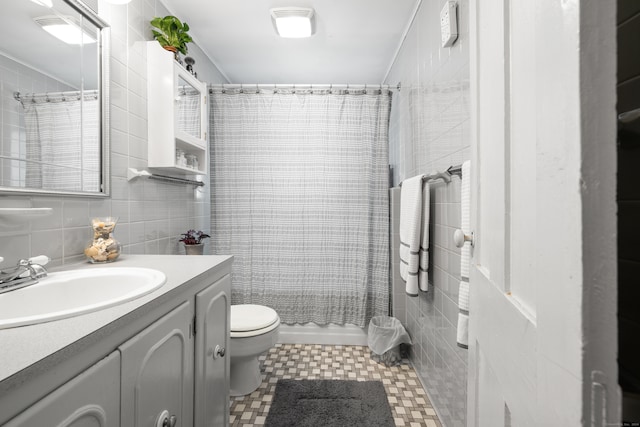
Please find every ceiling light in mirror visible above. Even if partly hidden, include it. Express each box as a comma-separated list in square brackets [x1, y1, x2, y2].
[30, 0, 53, 7]
[270, 7, 315, 38]
[34, 15, 97, 45]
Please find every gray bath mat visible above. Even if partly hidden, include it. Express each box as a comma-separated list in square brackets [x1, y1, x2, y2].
[264, 379, 394, 427]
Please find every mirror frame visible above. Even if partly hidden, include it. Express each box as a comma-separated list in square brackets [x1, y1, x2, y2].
[0, 0, 111, 198]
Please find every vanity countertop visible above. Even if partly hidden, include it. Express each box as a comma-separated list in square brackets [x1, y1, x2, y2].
[0, 254, 232, 397]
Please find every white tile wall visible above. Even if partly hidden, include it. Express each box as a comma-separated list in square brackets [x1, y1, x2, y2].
[385, 0, 470, 425]
[0, 0, 227, 268]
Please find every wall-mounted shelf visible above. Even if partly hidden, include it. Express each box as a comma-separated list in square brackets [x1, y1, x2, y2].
[147, 42, 208, 176]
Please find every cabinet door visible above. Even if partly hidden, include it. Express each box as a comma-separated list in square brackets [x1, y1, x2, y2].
[120, 302, 194, 427]
[5, 351, 120, 427]
[194, 275, 231, 427]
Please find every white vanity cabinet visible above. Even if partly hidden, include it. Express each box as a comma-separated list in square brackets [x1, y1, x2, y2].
[195, 275, 231, 427]
[5, 351, 121, 427]
[120, 301, 194, 427]
[0, 256, 233, 427]
[147, 41, 208, 175]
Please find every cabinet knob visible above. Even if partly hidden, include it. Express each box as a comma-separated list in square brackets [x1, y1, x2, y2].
[453, 229, 474, 248]
[213, 344, 226, 359]
[156, 410, 177, 427]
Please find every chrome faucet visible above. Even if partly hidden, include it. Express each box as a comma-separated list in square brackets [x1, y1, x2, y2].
[0, 255, 50, 294]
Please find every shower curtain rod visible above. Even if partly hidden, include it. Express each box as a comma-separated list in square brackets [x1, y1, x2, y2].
[399, 164, 463, 186]
[13, 90, 98, 103]
[209, 83, 395, 92]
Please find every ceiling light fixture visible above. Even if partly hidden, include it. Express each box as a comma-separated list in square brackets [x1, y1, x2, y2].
[103, 0, 132, 4]
[34, 15, 97, 45]
[270, 7, 315, 38]
[30, 0, 53, 7]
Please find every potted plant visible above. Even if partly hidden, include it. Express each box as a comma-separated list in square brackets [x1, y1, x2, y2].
[150, 15, 193, 59]
[179, 229, 210, 255]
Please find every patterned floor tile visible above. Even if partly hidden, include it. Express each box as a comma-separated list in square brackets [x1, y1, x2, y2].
[230, 344, 442, 426]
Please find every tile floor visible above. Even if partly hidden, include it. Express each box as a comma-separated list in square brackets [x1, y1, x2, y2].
[230, 343, 443, 427]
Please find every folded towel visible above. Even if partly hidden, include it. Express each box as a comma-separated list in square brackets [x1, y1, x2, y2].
[456, 312, 469, 348]
[457, 160, 471, 349]
[418, 183, 430, 292]
[399, 175, 424, 297]
[458, 279, 470, 312]
[460, 160, 471, 278]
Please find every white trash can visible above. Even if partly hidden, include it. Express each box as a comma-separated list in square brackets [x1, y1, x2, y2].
[367, 316, 412, 366]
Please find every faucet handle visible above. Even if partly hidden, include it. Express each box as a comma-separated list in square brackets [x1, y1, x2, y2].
[28, 255, 50, 266]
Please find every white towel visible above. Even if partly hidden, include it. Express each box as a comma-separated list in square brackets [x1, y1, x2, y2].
[418, 183, 430, 292]
[457, 160, 471, 349]
[460, 161, 471, 279]
[399, 175, 424, 296]
[456, 312, 469, 348]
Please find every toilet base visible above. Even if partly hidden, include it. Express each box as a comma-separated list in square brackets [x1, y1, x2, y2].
[230, 355, 262, 396]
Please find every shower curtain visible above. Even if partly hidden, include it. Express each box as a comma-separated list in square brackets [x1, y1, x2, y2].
[22, 91, 100, 192]
[176, 85, 201, 137]
[210, 87, 391, 327]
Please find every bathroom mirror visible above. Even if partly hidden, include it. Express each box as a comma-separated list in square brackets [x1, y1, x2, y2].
[0, 0, 110, 196]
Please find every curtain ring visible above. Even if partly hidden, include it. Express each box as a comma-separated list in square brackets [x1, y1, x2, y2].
[329, 84, 333, 94]
[310, 84, 313, 94]
[274, 83, 277, 94]
[256, 84, 259, 94]
[240, 83, 244, 94]
[221, 83, 226, 94]
[345, 84, 349, 94]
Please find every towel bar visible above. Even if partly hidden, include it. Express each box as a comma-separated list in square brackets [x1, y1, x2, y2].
[127, 168, 205, 187]
[398, 163, 463, 187]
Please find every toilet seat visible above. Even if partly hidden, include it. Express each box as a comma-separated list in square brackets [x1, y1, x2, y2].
[231, 304, 280, 338]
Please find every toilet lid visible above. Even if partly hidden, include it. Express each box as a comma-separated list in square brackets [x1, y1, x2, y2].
[231, 304, 279, 332]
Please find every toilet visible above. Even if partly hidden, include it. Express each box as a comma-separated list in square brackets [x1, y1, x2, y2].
[229, 304, 281, 396]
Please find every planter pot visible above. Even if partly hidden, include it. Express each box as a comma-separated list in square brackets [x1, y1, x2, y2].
[163, 45, 182, 64]
[184, 243, 204, 255]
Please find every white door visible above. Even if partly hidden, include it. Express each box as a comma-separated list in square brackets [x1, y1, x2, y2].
[467, 0, 619, 426]
[467, 2, 536, 425]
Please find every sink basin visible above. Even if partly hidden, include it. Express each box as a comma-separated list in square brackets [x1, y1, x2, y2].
[0, 267, 166, 329]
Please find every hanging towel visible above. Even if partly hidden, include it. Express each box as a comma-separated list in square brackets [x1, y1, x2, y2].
[418, 183, 430, 292]
[457, 160, 471, 349]
[399, 175, 424, 296]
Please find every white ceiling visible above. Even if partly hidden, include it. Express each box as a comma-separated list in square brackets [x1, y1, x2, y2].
[161, 0, 418, 84]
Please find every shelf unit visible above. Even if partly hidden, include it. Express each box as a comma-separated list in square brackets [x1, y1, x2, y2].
[146, 42, 208, 175]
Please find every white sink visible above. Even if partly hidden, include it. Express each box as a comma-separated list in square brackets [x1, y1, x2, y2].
[0, 267, 166, 329]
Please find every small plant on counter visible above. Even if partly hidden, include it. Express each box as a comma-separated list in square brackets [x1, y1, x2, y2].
[150, 15, 193, 55]
[179, 229, 210, 245]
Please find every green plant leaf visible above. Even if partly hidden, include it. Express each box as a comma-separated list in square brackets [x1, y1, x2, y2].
[149, 15, 192, 55]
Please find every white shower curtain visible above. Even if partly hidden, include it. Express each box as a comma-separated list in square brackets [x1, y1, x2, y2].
[210, 87, 390, 327]
[22, 91, 100, 192]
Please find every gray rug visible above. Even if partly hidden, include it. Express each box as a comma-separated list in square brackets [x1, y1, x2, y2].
[264, 379, 395, 427]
